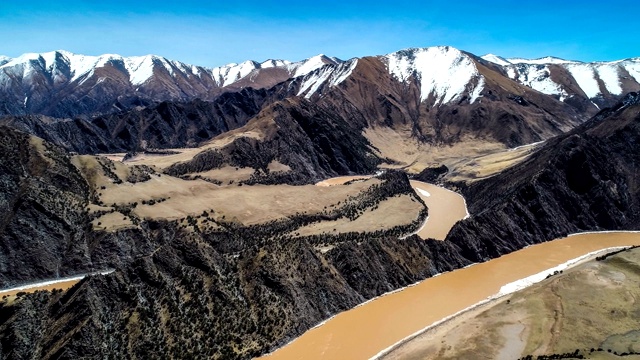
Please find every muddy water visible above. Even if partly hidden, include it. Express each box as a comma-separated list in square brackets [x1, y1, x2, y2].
[259, 232, 640, 360]
[409, 180, 467, 240]
[315, 176, 468, 240]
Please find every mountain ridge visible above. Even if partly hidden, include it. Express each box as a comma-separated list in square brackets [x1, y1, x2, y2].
[2, 46, 639, 118]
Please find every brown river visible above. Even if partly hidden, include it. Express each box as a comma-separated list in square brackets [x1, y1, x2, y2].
[315, 176, 468, 240]
[260, 176, 640, 360]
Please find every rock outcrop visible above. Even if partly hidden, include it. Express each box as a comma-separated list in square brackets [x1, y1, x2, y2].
[447, 92, 640, 260]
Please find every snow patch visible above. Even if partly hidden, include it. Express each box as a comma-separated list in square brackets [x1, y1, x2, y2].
[508, 140, 545, 152]
[469, 76, 485, 103]
[481, 54, 512, 66]
[512, 64, 567, 98]
[596, 64, 622, 95]
[293, 54, 336, 78]
[210, 60, 260, 86]
[623, 59, 640, 83]
[507, 56, 576, 65]
[386, 46, 483, 104]
[260, 59, 291, 69]
[498, 247, 627, 296]
[297, 59, 357, 98]
[566, 64, 601, 98]
[125, 56, 157, 85]
[0, 269, 115, 295]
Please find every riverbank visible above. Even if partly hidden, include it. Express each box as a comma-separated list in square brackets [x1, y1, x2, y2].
[377, 245, 632, 360]
[259, 232, 640, 360]
[383, 241, 640, 359]
[0, 269, 115, 299]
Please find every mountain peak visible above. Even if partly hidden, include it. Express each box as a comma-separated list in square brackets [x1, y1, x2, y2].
[481, 53, 512, 66]
[292, 54, 341, 78]
[385, 46, 484, 104]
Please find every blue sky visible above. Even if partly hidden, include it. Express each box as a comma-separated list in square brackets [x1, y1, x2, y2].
[1, 1, 637, 67]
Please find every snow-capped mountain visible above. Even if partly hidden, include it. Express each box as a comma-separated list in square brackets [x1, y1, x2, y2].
[293, 46, 486, 106]
[4, 45, 622, 164]
[481, 54, 640, 107]
[0, 50, 341, 117]
[1, 46, 639, 119]
[295, 47, 639, 112]
[385, 46, 485, 104]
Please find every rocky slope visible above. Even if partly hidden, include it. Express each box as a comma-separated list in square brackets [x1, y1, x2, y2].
[164, 98, 381, 184]
[446, 92, 640, 261]
[0, 88, 276, 154]
[0, 143, 469, 358]
[296, 47, 586, 149]
[0, 126, 93, 285]
[0, 126, 167, 286]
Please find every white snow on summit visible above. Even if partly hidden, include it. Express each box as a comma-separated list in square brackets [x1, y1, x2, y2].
[507, 56, 576, 65]
[0, 50, 204, 87]
[510, 64, 568, 100]
[210, 60, 262, 86]
[292, 54, 337, 78]
[208, 55, 338, 88]
[297, 59, 357, 98]
[123, 56, 159, 86]
[485, 53, 640, 99]
[595, 64, 622, 95]
[386, 46, 484, 104]
[260, 59, 291, 69]
[624, 59, 640, 84]
[481, 54, 512, 66]
[2, 48, 638, 106]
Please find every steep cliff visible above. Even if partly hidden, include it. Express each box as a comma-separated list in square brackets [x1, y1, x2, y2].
[446, 92, 640, 260]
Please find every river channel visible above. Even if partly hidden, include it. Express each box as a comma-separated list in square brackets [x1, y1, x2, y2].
[262, 177, 640, 360]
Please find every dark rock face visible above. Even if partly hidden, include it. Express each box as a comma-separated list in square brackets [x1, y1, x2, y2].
[446, 93, 640, 261]
[414, 165, 449, 183]
[0, 89, 274, 154]
[0, 127, 164, 286]
[0, 127, 92, 285]
[166, 99, 381, 183]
